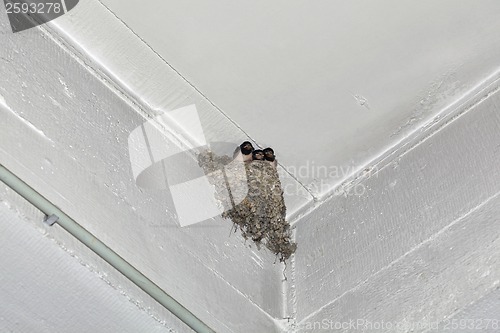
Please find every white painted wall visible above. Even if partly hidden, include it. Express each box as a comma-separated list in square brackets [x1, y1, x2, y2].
[0, 185, 189, 333]
[290, 82, 500, 331]
[0, 9, 284, 332]
[2, 1, 500, 332]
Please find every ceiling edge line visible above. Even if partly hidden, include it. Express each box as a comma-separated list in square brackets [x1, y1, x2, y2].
[95, 0, 317, 203]
[289, 68, 500, 226]
[42, 0, 317, 217]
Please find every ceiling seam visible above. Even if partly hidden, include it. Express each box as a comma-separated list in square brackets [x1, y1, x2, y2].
[37, 0, 500, 225]
[289, 69, 500, 226]
[38, 21, 198, 157]
[33, 0, 500, 234]
[37, 0, 317, 213]
[93, 0, 317, 202]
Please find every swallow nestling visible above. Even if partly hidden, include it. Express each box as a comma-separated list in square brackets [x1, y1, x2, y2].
[233, 141, 254, 162]
[252, 149, 265, 161]
[263, 147, 277, 167]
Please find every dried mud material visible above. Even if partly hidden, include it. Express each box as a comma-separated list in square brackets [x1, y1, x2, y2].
[198, 150, 297, 262]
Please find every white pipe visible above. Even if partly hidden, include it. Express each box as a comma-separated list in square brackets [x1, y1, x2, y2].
[0, 164, 216, 333]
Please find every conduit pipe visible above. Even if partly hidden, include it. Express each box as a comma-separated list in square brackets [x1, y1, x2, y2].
[0, 164, 216, 333]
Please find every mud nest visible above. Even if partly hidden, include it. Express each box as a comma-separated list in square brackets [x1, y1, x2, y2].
[198, 150, 297, 262]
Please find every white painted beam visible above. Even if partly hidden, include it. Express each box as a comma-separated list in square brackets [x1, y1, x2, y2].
[295, 192, 500, 332]
[46, 0, 313, 216]
[291, 80, 500, 326]
[426, 287, 500, 333]
[0, 10, 284, 333]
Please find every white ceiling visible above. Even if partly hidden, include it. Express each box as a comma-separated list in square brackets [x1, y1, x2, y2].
[97, 0, 500, 197]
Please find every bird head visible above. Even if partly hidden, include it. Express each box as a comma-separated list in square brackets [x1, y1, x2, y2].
[263, 147, 275, 161]
[252, 149, 265, 161]
[240, 141, 254, 155]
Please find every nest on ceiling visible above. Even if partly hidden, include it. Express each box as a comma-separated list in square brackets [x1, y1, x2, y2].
[198, 150, 297, 262]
